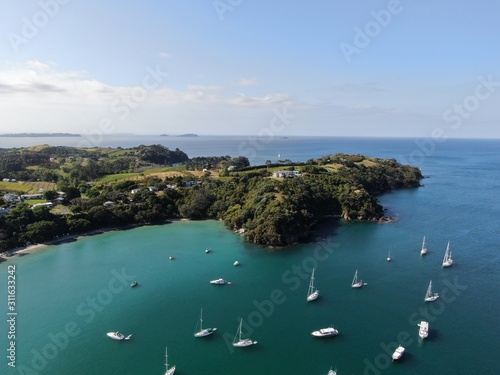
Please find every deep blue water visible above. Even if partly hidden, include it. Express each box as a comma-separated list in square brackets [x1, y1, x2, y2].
[0, 137, 499, 375]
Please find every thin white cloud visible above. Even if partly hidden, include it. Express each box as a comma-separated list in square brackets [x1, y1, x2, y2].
[0, 61, 300, 110]
[186, 84, 221, 91]
[158, 52, 171, 59]
[236, 78, 258, 87]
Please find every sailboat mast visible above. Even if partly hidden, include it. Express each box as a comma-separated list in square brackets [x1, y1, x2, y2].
[200, 308, 203, 331]
[239, 319, 243, 341]
[165, 347, 168, 371]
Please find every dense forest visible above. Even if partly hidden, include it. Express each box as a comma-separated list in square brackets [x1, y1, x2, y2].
[0, 145, 422, 252]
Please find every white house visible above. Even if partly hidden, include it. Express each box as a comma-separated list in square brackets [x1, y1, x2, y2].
[3, 193, 20, 202]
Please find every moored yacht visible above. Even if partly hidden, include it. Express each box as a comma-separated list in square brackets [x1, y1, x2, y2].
[442, 241, 453, 267]
[106, 331, 132, 341]
[311, 326, 339, 337]
[194, 308, 217, 337]
[424, 280, 439, 302]
[210, 278, 226, 285]
[392, 345, 405, 361]
[232, 318, 257, 347]
[418, 321, 429, 339]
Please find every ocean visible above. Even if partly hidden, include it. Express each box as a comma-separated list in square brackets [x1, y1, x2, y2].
[1, 136, 499, 375]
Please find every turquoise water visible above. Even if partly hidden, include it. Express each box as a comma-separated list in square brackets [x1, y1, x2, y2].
[1, 138, 499, 374]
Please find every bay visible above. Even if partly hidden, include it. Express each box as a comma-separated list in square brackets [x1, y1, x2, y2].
[1, 137, 499, 374]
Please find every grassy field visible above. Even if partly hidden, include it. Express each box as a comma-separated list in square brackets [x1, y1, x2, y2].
[0, 181, 56, 194]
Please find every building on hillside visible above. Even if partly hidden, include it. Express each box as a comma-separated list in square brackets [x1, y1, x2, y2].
[3, 193, 21, 203]
[32, 202, 53, 208]
[21, 194, 43, 200]
[272, 170, 302, 178]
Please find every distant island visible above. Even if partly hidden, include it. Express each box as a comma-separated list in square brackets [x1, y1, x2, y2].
[160, 134, 198, 137]
[0, 144, 422, 252]
[0, 133, 81, 137]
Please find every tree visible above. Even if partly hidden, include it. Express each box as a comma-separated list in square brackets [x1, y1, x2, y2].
[25, 221, 59, 243]
[43, 190, 58, 200]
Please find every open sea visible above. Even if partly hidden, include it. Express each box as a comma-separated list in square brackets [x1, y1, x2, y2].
[1, 136, 499, 375]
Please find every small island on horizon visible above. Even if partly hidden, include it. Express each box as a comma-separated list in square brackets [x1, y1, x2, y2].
[160, 134, 199, 137]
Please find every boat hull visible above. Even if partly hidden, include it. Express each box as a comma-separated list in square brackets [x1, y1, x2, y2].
[424, 295, 439, 302]
[311, 328, 338, 337]
[106, 332, 130, 340]
[232, 339, 257, 347]
[392, 346, 405, 360]
[307, 290, 319, 301]
[194, 328, 217, 337]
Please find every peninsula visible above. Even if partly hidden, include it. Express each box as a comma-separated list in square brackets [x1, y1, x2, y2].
[0, 133, 81, 137]
[0, 145, 422, 252]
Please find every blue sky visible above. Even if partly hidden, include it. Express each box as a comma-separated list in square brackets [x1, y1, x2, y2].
[0, 0, 499, 137]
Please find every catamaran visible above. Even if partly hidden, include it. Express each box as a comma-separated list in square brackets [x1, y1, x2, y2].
[442, 241, 453, 267]
[232, 318, 257, 347]
[424, 280, 439, 302]
[420, 236, 427, 255]
[194, 308, 217, 337]
[307, 268, 319, 301]
[164, 347, 175, 375]
[351, 269, 363, 288]
[418, 321, 429, 339]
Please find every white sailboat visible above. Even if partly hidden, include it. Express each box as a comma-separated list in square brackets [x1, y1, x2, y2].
[307, 268, 319, 301]
[420, 236, 427, 255]
[328, 367, 337, 375]
[442, 241, 453, 267]
[387, 250, 391, 262]
[351, 269, 363, 288]
[164, 347, 176, 375]
[424, 280, 439, 302]
[194, 308, 217, 337]
[232, 318, 257, 347]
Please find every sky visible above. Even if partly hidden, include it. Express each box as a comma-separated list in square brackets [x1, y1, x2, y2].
[0, 0, 499, 138]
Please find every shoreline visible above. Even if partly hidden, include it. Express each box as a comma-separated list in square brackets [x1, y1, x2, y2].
[0, 222, 174, 261]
